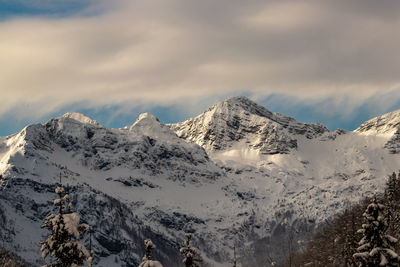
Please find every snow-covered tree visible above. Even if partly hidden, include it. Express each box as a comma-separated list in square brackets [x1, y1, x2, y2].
[41, 183, 93, 267]
[138, 238, 163, 267]
[353, 197, 399, 266]
[180, 233, 201, 267]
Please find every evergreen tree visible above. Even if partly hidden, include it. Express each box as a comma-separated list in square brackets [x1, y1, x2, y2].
[386, 172, 395, 237]
[138, 238, 163, 267]
[342, 210, 359, 267]
[386, 172, 397, 200]
[353, 197, 399, 266]
[180, 233, 201, 267]
[41, 181, 92, 267]
[385, 172, 400, 235]
[281, 172, 400, 266]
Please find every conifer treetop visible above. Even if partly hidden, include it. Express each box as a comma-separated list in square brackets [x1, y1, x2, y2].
[353, 197, 399, 266]
[139, 238, 163, 267]
[180, 233, 201, 267]
[41, 180, 93, 267]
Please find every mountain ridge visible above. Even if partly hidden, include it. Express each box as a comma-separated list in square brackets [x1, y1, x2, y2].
[1, 96, 400, 266]
[355, 109, 400, 135]
[169, 97, 329, 155]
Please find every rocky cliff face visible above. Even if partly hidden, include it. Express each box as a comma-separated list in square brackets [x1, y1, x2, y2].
[1, 97, 400, 267]
[355, 109, 400, 154]
[169, 97, 328, 155]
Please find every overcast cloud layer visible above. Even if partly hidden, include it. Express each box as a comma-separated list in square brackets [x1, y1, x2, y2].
[1, 0, 400, 119]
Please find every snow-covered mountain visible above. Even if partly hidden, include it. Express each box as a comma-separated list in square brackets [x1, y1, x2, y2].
[169, 96, 328, 154]
[1, 97, 400, 267]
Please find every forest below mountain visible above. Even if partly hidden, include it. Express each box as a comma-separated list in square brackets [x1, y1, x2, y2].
[282, 172, 400, 267]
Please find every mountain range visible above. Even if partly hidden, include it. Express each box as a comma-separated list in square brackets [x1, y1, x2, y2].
[1, 96, 400, 266]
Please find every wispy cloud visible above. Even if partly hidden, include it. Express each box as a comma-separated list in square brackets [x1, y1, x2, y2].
[258, 88, 400, 131]
[0, 0, 400, 120]
[242, 2, 321, 31]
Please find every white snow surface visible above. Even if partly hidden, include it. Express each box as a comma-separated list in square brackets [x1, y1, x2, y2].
[2, 97, 400, 266]
[62, 112, 99, 125]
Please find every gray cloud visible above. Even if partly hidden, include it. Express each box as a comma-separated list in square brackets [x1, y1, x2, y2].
[0, 0, 400, 119]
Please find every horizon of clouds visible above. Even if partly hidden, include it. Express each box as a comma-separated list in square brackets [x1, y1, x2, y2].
[1, 0, 400, 134]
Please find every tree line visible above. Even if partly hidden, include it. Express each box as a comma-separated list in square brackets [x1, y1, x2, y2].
[281, 172, 400, 267]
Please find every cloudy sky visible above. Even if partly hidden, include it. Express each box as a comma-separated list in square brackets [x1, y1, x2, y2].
[1, 0, 400, 136]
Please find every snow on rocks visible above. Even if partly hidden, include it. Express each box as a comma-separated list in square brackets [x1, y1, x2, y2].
[168, 96, 328, 154]
[355, 109, 400, 136]
[62, 112, 99, 125]
[2, 97, 400, 266]
[355, 109, 400, 153]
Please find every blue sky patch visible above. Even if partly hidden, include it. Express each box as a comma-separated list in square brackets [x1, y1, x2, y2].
[0, 0, 96, 19]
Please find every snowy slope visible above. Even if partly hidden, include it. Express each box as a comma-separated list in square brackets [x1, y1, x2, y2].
[169, 98, 399, 222]
[1, 97, 400, 267]
[0, 112, 223, 266]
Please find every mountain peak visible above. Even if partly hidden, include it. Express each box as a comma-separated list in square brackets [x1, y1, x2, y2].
[129, 112, 175, 139]
[169, 96, 328, 154]
[136, 112, 159, 122]
[225, 96, 254, 104]
[61, 112, 99, 125]
[131, 112, 160, 128]
[211, 96, 273, 118]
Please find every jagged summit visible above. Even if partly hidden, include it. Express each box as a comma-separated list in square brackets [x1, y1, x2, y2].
[132, 112, 160, 127]
[210, 96, 274, 118]
[169, 96, 328, 154]
[355, 109, 400, 135]
[61, 112, 99, 125]
[194, 96, 328, 133]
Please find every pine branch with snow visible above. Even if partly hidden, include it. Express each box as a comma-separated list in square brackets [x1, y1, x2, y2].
[353, 197, 400, 266]
[180, 233, 202, 267]
[40, 184, 93, 267]
[138, 239, 163, 267]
